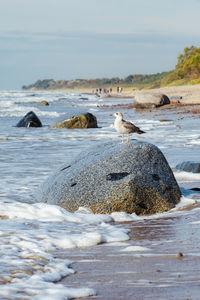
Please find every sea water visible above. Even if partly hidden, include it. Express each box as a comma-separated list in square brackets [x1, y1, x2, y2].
[0, 90, 200, 299]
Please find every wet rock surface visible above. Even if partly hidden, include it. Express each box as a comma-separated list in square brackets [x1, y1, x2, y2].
[55, 112, 98, 129]
[134, 93, 170, 109]
[16, 111, 42, 128]
[176, 161, 200, 173]
[38, 100, 49, 106]
[36, 141, 181, 215]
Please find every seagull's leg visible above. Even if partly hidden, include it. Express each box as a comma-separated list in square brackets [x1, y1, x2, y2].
[121, 135, 125, 144]
[127, 135, 130, 143]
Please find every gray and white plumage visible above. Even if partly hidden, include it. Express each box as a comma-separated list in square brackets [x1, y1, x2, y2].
[113, 112, 145, 136]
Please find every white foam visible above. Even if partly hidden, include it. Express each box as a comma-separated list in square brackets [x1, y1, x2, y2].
[0, 105, 61, 117]
[0, 200, 129, 299]
[0, 201, 113, 224]
[121, 246, 150, 252]
[189, 139, 200, 145]
[174, 171, 200, 182]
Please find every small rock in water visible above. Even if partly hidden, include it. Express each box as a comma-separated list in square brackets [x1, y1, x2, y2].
[190, 187, 200, 191]
[176, 161, 200, 173]
[55, 113, 98, 129]
[79, 97, 88, 100]
[177, 252, 184, 258]
[159, 119, 172, 122]
[16, 111, 42, 128]
[38, 101, 49, 106]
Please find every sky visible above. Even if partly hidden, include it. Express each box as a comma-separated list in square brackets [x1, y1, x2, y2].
[0, 0, 200, 89]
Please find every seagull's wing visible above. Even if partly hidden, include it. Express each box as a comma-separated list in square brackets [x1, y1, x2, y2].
[122, 119, 145, 134]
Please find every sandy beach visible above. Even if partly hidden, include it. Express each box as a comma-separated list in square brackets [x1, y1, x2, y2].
[108, 84, 200, 104]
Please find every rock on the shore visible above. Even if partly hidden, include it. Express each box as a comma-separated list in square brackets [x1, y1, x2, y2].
[134, 93, 170, 109]
[55, 113, 98, 129]
[35, 141, 181, 215]
[176, 161, 200, 173]
[16, 111, 42, 128]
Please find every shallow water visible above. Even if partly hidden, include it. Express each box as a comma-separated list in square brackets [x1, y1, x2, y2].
[0, 90, 200, 299]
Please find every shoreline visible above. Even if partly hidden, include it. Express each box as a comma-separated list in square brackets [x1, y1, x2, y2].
[106, 84, 200, 104]
[23, 83, 200, 104]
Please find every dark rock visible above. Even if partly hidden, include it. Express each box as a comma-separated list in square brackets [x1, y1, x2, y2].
[134, 93, 170, 109]
[189, 188, 200, 191]
[55, 113, 98, 129]
[38, 101, 49, 106]
[176, 161, 200, 173]
[16, 111, 42, 128]
[177, 252, 184, 258]
[35, 141, 181, 215]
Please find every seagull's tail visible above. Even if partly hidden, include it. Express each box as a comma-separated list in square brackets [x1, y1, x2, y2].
[138, 129, 145, 134]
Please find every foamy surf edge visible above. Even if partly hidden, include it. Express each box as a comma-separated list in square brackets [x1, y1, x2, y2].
[111, 194, 198, 222]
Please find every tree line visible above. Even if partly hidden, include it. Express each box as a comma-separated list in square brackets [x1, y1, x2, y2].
[22, 46, 200, 90]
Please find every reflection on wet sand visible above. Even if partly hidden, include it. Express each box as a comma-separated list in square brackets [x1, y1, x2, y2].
[60, 196, 200, 299]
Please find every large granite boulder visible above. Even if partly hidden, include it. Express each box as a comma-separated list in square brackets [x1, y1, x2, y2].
[55, 113, 98, 129]
[35, 141, 181, 216]
[134, 93, 170, 109]
[16, 111, 42, 128]
[176, 161, 200, 173]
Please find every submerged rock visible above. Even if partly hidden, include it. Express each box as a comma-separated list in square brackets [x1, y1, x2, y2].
[16, 111, 42, 128]
[55, 113, 98, 129]
[176, 161, 200, 173]
[134, 93, 170, 109]
[35, 141, 181, 215]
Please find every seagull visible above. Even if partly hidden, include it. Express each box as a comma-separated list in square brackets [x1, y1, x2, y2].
[113, 112, 145, 143]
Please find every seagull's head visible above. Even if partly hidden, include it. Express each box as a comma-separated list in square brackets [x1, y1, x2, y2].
[113, 112, 123, 119]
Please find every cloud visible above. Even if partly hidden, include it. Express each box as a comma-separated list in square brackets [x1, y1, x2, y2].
[0, 29, 198, 48]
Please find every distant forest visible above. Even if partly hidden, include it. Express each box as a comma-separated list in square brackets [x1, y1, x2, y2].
[22, 46, 200, 90]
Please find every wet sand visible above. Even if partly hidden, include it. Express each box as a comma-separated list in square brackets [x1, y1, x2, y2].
[59, 198, 200, 300]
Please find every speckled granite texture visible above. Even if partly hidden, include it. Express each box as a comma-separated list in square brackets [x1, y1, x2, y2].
[35, 141, 181, 215]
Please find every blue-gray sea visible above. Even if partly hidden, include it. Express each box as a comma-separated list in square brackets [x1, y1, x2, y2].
[1, 90, 200, 299]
